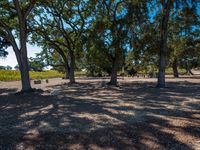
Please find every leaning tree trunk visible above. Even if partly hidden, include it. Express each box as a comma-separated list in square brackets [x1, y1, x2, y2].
[157, 1, 172, 88]
[185, 62, 194, 75]
[110, 59, 118, 86]
[4, 0, 37, 92]
[17, 17, 32, 92]
[172, 58, 179, 78]
[69, 50, 75, 83]
[188, 69, 194, 75]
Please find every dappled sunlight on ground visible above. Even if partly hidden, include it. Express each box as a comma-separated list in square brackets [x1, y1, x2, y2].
[0, 76, 200, 149]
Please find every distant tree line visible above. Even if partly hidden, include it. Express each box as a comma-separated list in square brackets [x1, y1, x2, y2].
[0, 65, 12, 70]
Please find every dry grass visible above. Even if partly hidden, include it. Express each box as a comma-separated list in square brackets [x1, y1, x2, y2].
[0, 76, 200, 150]
[0, 70, 64, 81]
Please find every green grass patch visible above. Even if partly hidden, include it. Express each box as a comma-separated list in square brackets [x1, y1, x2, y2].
[75, 70, 87, 77]
[137, 68, 186, 75]
[165, 68, 186, 75]
[0, 70, 64, 81]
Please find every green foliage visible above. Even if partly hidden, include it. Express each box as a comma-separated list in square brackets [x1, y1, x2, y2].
[75, 71, 87, 77]
[1, 0, 199, 85]
[29, 56, 45, 72]
[0, 37, 10, 57]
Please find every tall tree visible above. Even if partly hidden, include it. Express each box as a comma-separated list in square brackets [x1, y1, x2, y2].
[89, 0, 133, 85]
[156, 0, 173, 87]
[31, 0, 90, 83]
[0, 0, 36, 92]
[156, 0, 198, 87]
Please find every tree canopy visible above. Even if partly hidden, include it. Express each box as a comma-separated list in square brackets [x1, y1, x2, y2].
[0, 0, 199, 89]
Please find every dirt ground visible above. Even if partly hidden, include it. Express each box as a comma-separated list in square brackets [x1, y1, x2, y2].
[0, 76, 200, 150]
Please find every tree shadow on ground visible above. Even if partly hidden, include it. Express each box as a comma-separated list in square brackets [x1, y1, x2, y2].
[0, 80, 199, 150]
[0, 88, 18, 95]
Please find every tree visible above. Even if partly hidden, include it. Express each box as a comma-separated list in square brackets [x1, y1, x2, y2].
[147, 0, 198, 87]
[29, 56, 45, 72]
[83, 38, 112, 77]
[36, 47, 70, 77]
[168, 1, 200, 77]
[31, 0, 90, 83]
[0, 0, 37, 92]
[89, 0, 133, 85]
[156, 0, 173, 87]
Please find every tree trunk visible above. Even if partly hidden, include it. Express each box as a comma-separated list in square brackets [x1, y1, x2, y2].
[13, 40, 32, 92]
[18, 17, 32, 92]
[158, 50, 166, 87]
[18, 54, 32, 92]
[110, 60, 118, 85]
[64, 59, 70, 79]
[64, 65, 70, 79]
[69, 51, 75, 83]
[65, 72, 69, 79]
[185, 64, 194, 75]
[157, 1, 172, 88]
[172, 58, 179, 78]
[3, 0, 36, 92]
[188, 69, 194, 75]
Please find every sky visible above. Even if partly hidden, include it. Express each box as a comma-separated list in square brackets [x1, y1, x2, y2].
[0, 44, 42, 69]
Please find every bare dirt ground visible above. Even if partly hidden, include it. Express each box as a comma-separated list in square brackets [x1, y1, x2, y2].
[0, 76, 200, 150]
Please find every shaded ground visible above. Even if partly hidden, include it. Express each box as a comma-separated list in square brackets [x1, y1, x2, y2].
[0, 76, 200, 150]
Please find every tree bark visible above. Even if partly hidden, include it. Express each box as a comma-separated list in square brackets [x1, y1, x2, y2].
[63, 56, 70, 79]
[0, 0, 36, 92]
[64, 65, 70, 79]
[172, 58, 179, 78]
[69, 50, 75, 83]
[15, 14, 31, 91]
[188, 69, 194, 75]
[19, 18, 32, 91]
[110, 59, 118, 85]
[18, 54, 32, 92]
[185, 63, 194, 75]
[158, 50, 166, 87]
[157, 1, 172, 88]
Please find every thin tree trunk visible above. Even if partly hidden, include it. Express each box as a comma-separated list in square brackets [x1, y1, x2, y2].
[185, 65, 194, 75]
[172, 58, 179, 78]
[69, 51, 75, 83]
[110, 60, 118, 85]
[157, 1, 172, 88]
[2, 0, 36, 92]
[188, 69, 194, 75]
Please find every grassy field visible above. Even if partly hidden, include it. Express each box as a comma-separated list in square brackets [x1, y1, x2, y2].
[0, 68, 186, 81]
[137, 68, 186, 75]
[0, 70, 64, 81]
